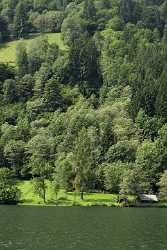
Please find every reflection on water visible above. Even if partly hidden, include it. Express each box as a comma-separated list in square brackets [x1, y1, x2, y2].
[0, 206, 167, 250]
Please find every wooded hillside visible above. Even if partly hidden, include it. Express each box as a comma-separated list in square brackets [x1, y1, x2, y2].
[0, 0, 167, 202]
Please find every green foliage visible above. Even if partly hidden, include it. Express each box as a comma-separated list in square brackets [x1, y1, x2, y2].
[4, 139, 25, 175]
[73, 127, 101, 199]
[32, 177, 47, 203]
[106, 140, 137, 163]
[68, 34, 101, 95]
[61, 15, 86, 46]
[27, 37, 50, 74]
[0, 16, 9, 42]
[3, 79, 16, 103]
[158, 170, 167, 201]
[16, 43, 28, 76]
[155, 71, 167, 119]
[13, 1, 29, 38]
[43, 77, 65, 111]
[27, 132, 55, 164]
[30, 11, 64, 33]
[131, 44, 167, 117]
[0, 0, 167, 200]
[54, 153, 73, 191]
[16, 74, 34, 102]
[119, 0, 141, 24]
[135, 140, 161, 189]
[157, 124, 167, 171]
[136, 109, 162, 141]
[83, 0, 96, 20]
[0, 64, 14, 93]
[120, 168, 150, 196]
[0, 168, 20, 203]
[160, 0, 167, 22]
[103, 162, 126, 193]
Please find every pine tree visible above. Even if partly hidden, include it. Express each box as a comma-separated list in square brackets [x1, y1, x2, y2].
[43, 77, 64, 111]
[68, 35, 101, 95]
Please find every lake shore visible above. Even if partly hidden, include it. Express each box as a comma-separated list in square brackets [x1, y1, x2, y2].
[16, 201, 167, 208]
[14, 181, 167, 208]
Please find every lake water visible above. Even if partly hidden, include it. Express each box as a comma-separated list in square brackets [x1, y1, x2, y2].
[0, 206, 167, 250]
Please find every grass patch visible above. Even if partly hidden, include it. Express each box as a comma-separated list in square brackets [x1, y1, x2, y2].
[17, 180, 135, 207]
[47, 33, 66, 50]
[0, 33, 66, 65]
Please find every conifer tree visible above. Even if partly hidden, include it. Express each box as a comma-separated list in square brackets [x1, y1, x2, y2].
[16, 43, 28, 76]
[13, 1, 29, 38]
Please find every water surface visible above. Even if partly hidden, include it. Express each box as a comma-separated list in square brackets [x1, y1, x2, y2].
[0, 206, 167, 250]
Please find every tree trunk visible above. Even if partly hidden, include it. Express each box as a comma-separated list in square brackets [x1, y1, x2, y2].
[43, 189, 46, 203]
[81, 191, 84, 200]
[43, 179, 46, 203]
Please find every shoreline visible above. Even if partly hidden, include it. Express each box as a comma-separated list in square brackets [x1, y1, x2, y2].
[8, 202, 167, 208]
[15, 181, 167, 208]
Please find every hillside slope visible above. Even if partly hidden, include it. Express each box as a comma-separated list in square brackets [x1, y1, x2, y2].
[0, 33, 66, 65]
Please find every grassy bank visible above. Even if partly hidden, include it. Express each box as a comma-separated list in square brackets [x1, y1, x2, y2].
[17, 181, 135, 207]
[0, 33, 66, 65]
[16, 181, 167, 207]
[18, 180, 120, 206]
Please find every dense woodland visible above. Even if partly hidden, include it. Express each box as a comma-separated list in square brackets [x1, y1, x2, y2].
[0, 0, 167, 203]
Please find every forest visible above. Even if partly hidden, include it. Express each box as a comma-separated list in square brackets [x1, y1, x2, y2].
[0, 0, 167, 204]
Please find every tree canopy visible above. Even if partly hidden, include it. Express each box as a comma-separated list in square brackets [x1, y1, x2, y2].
[0, 0, 167, 201]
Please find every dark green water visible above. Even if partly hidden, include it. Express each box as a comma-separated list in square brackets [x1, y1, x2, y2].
[0, 206, 167, 250]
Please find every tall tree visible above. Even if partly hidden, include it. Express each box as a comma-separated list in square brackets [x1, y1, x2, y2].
[73, 127, 101, 199]
[68, 35, 101, 95]
[120, 168, 150, 196]
[27, 133, 54, 202]
[155, 70, 167, 119]
[43, 77, 65, 111]
[3, 79, 16, 103]
[4, 140, 25, 176]
[16, 43, 28, 76]
[16, 74, 34, 102]
[13, 1, 29, 38]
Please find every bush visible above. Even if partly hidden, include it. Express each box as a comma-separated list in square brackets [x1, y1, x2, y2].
[0, 168, 21, 203]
